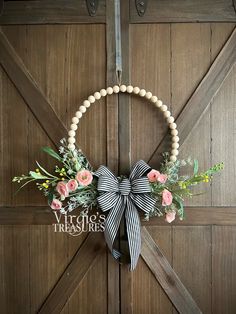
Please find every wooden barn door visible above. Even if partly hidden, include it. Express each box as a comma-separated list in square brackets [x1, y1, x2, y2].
[0, 1, 236, 313]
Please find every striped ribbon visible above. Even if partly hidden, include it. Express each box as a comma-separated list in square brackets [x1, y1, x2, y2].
[95, 160, 156, 270]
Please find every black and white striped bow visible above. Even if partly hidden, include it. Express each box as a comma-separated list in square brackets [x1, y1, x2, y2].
[95, 160, 156, 270]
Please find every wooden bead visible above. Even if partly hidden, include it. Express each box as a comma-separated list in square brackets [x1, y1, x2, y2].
[139, 89, 146, 97]
[100, 89, 107, 97]
[172, 136, 180, 143]
[172, 142, 179, 149]
[171, 129, 178, 136]
[170, 155, 177, 162]
[133, 87, 140, 94]
[167, 116, 175, 123]
[151, 96, 157, 103]
[160, 105, 168, 112]
[120, 85, 127, 92]
[107, 87, 113, 95]
[83, 100, 90, 108]
[68, 137, 76, 144]
[79, 106, 86, 113]
[88, 95, 95, 103]
[171, 149, 179, 156]
[164, 110, 171, 118]
[72, 117, 79, 124]
[113, 85, 120, 93]
[145, 92, 152, 99]
[70, 124, 78, 131]
[155, 100, 162, 107]
[68, 130, 76, 137]
[94, 92, 101, 100]
[68, 144, 75, 151]
[170, 122, 177, 129]
[126, 85, 133, 93]
[76, 111, 83, 119]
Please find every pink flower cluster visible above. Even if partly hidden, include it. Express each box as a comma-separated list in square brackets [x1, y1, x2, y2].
[50, 169, 93, 210]
[147, 169, 176, 223]
[147, 169, 168, 184]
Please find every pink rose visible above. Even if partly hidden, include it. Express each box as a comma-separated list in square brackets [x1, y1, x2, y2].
[56, 181, 69, 198]
[157, 173, 168, 184]
[67, 179, 78, 192]
[50, 199, 62, 210]
[165, 211, 176, 223]
[147, 169, 160, 182]
[162, 189, 173, 206]
[76, 170, 93, 186]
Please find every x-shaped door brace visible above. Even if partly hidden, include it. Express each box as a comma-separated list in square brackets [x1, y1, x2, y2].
[1, 27, 236, 314]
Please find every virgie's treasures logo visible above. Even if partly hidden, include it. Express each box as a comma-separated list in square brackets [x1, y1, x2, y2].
[52, 210, 105, 236]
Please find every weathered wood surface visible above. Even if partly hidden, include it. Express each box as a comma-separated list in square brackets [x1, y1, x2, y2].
[130, 0, 236, 23]
[141, 227, 202, 314]
[0, 0, 106, 24]
[38, 232, 106, 314]
[149, 26, 236, 166]
[0, 29, 67, 147]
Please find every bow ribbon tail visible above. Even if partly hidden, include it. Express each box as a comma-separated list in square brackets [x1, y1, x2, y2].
[104, 196, 125, 259]
[125, 201, 142, 270]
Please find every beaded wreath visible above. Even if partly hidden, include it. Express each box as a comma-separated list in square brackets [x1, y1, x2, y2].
[13, 85, 223, 270]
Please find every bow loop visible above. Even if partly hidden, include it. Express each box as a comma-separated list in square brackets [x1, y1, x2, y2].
[95, 160, 155, 270]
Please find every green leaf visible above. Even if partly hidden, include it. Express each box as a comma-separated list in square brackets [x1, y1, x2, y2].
[193, 159, 199, 175]
[42, 146, 62, 161]
[29, 171, 48, 179]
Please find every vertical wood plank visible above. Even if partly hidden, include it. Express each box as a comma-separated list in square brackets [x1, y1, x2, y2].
[29, 226, 70, 312]
[211, 24, 236, 206]
[119, 1, 132, 314]
[106, 1, 120, 313]
[171, 24, 212, 206]
[0, 226, 30, 313]
[173, 226, 211, 314]
[212, 226, 236, 313]
[130, 24, 171, 166]
[133, 226, 172, 314]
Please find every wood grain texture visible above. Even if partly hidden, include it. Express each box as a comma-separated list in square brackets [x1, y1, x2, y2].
[133, 227, 173, 314]
[130, 0, 236, 23]
[2, 206, 236, 225]
[212, 226, 236, 313]
[171, 24, 212, 206]
[106, 1, 120, 313]
[173, 226, 212, 314]
[149, 26, 236, 166]
[38, 232, 106, 314]
[141, 227, 202, 314]
[0, 226, 30, 313]
[0, 0, 106, 24]
[0, 28, 67, 147]
[119, 2, 133, 314]
[130, 24, 171, 166]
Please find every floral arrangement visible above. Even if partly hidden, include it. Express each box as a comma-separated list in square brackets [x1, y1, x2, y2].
[13, 139, 223, 224]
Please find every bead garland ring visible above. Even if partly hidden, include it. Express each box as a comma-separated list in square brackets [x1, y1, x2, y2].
[13, 85, 223, 270]
[68, 85, 179, 162]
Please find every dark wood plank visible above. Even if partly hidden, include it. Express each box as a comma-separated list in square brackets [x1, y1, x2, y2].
[141, 227, 202, 314]
[212, 226, 236, 313]
[173, 226, 212, 313]
[130, 0, 236, 23]
[0, 226, 30, 313]
[38, 232, 106, 314]
[119, 1, 133, 314]
[106, 1, 120, 313]
[0, 0, 106, 24]
[0, 29, 66, 147]
[2, 206, 236, 225]
[149, 26, 236, 166]
[143, 207, 236, 226]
